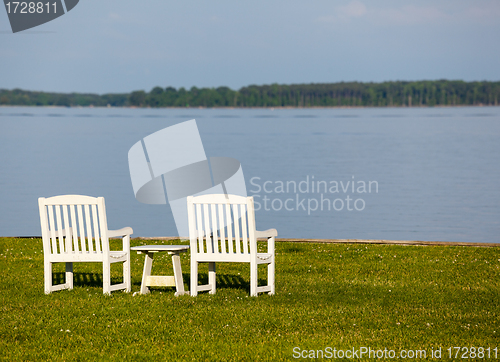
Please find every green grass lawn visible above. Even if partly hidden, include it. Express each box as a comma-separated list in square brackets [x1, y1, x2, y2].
[1, 237, 499, 361]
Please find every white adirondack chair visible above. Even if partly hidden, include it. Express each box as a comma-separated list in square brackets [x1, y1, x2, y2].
[187, 194, 277, 297]
[38, 195, 132, 295]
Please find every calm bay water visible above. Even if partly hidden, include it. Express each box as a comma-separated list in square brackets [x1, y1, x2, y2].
[1, 106, 499, 243]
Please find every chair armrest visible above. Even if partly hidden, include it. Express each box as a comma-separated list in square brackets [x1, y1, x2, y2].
[108, 227, 133, 238]
[255, 229, 278, 238]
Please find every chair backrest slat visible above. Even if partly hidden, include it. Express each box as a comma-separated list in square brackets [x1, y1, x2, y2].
[47, 205, 57, 254]
[218, 203, 226, 254]
[69, 204, 79, 252]
[92, 204, 101, 253]
[77, 204, 86, 252]
[195, 203, 203, 253]
[225, 203, 233, 254]
[84, 205, 93, 252]
[241, 204, 248, 254]
[203, 204, 212, 253]
[62, 205, 72, 253]
[55, 205, 64, 253]
[210, 203, 218, 252]
[232, 204, 241, 253]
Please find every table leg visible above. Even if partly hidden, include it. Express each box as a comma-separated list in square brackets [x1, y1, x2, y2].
[140, 252, 154, 295]
[172, 252, 185, 296]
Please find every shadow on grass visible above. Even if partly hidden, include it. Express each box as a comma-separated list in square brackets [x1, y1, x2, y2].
[282, 245, 303, 253]
[52, 272, 125, 288]
[51, 272, 267, 293]
[188, 273, 268, 292]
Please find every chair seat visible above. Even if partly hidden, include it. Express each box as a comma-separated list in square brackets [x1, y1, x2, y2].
[49, 250, 128, 262]
[257, 253, 273, 262]
[110, 251, 129, 259]
[195, 253, 273, 263]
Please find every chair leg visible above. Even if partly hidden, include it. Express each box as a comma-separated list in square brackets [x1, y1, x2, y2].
[44, 260, 52, 294]
[103, 262, 111, 295]
[190, 258, 198, 297]
[123, 255, 131, 293]
[66, 262, 73, 290]
[208, 262, 216, 294]
[268, 259, 275, 295]
[250, 260, 258, 297]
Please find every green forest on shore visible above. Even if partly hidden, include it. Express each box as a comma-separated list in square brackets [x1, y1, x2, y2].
[1, 80, 499, 108]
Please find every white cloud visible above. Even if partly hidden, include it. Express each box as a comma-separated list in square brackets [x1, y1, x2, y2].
[463, 3, 500, 23]
[316, 3, 497, 27]
[317, 0, 367, 23]
[376, 5, 448, 25]
[108, 13, 121, 20]
[339, 0, 367, 18]
[365, 2, 500, 27]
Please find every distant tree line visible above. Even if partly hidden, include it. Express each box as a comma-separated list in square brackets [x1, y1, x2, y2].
[0, 89, 129, 107]
[1, 80, 499, 108]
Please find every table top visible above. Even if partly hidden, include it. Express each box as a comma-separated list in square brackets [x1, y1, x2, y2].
[131, 245, 189, 252]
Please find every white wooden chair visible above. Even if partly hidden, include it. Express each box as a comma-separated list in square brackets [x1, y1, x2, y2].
[187, 194, 277, 297]
[38, 195, 132, 295]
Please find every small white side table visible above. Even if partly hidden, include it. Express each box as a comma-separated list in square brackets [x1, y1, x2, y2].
[131, 245, 189, 296]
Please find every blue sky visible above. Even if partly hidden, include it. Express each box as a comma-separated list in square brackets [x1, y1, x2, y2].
[1, 0, 499, 94]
